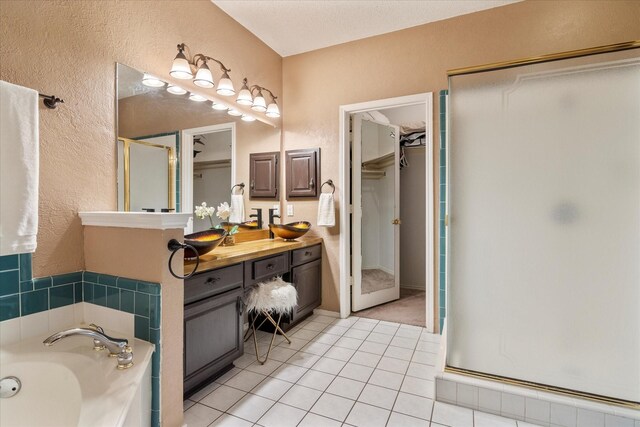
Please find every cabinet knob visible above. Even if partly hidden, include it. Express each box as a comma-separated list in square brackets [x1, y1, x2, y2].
[392, 218, 401, 225]
[309, 178, 315, 188]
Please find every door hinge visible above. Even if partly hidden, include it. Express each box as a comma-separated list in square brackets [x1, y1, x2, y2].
[349, 205, 353, 214]
[445, 214, 449, 226]
[349, 277, 354, 287]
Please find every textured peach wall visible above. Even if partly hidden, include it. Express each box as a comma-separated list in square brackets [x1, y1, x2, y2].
[281, 0, 640, 322]
[0, 0, 281, 277]
[84, 226, 184, 427]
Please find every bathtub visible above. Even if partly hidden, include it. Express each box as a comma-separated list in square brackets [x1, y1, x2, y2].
[0, 326, 154, 427]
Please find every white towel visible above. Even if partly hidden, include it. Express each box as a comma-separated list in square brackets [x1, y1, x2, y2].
[229, 194, 245, 223]
[0, 81, 39, 256]
[317, 193, 335, 227]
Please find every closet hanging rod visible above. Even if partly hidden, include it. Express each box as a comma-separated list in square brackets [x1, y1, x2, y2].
[38, 93, 64, 109]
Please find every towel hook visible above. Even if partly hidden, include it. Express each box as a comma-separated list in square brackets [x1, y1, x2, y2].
[320, 179, 335, 195]
[231, 183, 245, 195]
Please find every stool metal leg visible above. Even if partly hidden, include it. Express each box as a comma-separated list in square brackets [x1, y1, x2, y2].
[251, 310, 293, 364]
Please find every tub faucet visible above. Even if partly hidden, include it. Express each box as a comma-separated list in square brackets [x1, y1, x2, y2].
[250, 207, 263, 229]
[43, 326, 134, 369]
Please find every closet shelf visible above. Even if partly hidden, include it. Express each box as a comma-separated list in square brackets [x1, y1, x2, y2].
[362, 152, 394, 170]
[362, 169, 386, 179]
[194, 159, 231, 171]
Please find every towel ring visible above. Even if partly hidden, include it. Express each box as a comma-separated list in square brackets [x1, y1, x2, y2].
[231, 183, 245, 195]
[320, 179, 335, 195]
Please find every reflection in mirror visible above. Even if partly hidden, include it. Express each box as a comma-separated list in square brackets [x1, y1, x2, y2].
[116, 63, 281, 231]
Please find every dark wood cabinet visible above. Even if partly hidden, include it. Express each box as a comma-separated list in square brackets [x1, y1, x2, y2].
[183, 265, 244, 398]
[184, 244, 322, 397]
[285, 148, 320, 199]
[291, 258, 322, 320]
[249, 152, 279, 199]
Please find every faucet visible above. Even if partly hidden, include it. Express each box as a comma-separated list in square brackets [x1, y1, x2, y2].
[43, 325, 134, 369]
[250, 207, 263, 229]
[268, 208, 281, 239]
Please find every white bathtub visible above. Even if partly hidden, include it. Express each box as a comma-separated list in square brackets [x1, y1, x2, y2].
[0, 327, 153, 427]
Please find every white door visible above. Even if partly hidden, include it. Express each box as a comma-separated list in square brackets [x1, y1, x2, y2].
[352, 114, 401, 311]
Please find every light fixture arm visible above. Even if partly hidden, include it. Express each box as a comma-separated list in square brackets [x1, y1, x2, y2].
[193, 54, 231, 73]
[250, 85, 278, 102]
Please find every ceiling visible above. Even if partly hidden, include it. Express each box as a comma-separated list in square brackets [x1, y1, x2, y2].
[212, 0, 520, 57]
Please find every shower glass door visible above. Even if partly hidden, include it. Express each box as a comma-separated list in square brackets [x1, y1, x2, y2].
[447, 47, 640, 403]
[352, 114, 401, 311]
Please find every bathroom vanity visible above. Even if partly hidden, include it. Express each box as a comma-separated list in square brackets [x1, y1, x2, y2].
[183, 238, 322, 397]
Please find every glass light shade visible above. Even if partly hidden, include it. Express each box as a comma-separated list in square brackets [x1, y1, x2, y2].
[141, 73, 165, 87]
[169, 53, 193, 79]
[166, 84, 187, 95]
[251, 94, 267, 112]
[188, 93, 207, 102]
[266, 102, 281, 118]
[227, 108, 242, 116]
[236, 88, 253, 105]
[193, 63, 214, 88]
[216, 72, 235, 96]
[241, 114, 256, 122]
[211, 102, 228, 111]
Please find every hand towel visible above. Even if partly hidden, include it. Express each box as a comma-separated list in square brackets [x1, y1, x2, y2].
[229, 194, 245, 223]
[0, 80, 39, 255]
[317, 193, 335, 227]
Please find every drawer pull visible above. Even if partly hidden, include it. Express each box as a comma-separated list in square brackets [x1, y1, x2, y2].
[206, 277, 220, 284]
[304, 251, 312, 256]
[266, 264, 275, 270]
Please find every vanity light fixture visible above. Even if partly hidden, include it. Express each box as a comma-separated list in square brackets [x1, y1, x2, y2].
[251, 87, 267, 112]
[166, 84, 187, 95]
[170, 43, 235, 95]
[241, 114, 256, 122]
[227, 108, 242, 116]
[141, 73, 165, 87]
[211, 101, 228, 111]
[169, 44, 193, 79]
[188, 93, 207, 102]
[236, 78, 253, 105]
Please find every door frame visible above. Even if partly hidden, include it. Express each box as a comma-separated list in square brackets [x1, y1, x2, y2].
[338, 93, 435, 332]
[181, 122, 236, 234]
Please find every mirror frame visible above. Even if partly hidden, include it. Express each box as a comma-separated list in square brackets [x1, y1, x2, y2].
[118, 137, 176, 211]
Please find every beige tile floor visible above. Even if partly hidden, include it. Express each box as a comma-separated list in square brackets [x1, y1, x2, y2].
[183, 314, 536, 427]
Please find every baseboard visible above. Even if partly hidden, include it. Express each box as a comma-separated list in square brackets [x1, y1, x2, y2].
[313, 309, 340, 318]
[400, 284, 426, 291]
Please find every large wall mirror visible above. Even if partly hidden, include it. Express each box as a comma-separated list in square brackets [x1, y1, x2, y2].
[116, 63, 281, 232]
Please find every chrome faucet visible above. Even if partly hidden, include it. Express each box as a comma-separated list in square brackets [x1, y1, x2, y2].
[43, 325, 134, 369]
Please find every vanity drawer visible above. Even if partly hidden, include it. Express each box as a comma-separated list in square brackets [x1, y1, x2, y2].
[185, 263, 243, 304]
[245, 253, 289, 284]
[291, 244, 322, 267]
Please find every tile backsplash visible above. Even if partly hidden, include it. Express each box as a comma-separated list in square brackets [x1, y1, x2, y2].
[0, 252, 162, 426]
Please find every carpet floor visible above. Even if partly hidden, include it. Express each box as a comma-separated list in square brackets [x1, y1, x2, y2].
[361, 268, 395, 294]
[353, 288, 426, 327]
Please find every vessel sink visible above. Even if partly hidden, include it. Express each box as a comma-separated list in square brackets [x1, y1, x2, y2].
[269, 221, 311, 241]
[219, 220, 259, 230]
[184, 229, 227, 258]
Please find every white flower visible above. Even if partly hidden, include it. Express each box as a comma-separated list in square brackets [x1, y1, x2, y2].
[194, 202, 215, 220]
[216, 202, 231, 220]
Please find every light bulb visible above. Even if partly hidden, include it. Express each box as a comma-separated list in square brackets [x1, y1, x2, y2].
[189, 93, 207, 102]
[216, 71, 235, 96]
[169, 50, 193, 79]
[193, 62, 214, 88]
[212, 102, 228, 111]
[141, 73, 165, 88]
[227, 108, 242, 116]
[166, 85, 186, 95]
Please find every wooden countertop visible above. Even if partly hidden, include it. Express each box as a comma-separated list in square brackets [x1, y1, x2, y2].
[185, 237, 323, 273]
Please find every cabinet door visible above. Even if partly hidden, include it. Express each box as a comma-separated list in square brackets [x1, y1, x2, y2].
[184, 287, 243, 393]
[249, 152, 279, 198]
[292, 259, 322, 319]
[286, 148, 320, 198]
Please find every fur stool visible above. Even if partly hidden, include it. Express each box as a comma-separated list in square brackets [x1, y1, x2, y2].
[244, 277, 297, 364]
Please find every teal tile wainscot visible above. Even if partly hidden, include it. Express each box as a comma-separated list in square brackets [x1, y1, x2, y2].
[439, 89, 448, 334]
[0, 253, 162, 426]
